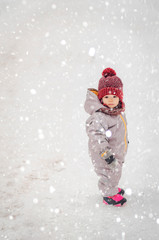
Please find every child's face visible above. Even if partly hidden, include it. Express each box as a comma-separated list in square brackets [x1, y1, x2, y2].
[102, 95, 119, 108]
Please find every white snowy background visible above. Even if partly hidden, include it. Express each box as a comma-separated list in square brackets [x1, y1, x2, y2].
[0, 0, 159, 239]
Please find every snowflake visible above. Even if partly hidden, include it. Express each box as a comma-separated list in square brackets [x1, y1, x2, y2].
[49, 186, 56, 194]
[52, 4, 57, 9]
[89, 48, 96, 57]
[116, 217, 121, 223]
[83, 22, 88, 28]
[9, 215, 14, 220]
[61, 40, 66, 45]
[105, 130, 112, 138]
[30, 89, 37, 95]
[125, 188, 132, 196]
[33, 198, 38, 204]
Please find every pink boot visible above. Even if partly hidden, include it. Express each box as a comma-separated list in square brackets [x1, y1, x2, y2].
[103, 194, 127, 207]
[118, 188, 125, 195]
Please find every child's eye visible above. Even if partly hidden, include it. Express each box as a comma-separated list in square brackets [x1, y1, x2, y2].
[113, 96, 117, 98]
[104, 96, 109, 98]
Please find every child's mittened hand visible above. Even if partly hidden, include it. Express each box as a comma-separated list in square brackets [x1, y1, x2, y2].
[105, 155, 116, 164]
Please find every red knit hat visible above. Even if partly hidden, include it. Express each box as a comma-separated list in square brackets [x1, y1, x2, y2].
[98, 68, 123, 101]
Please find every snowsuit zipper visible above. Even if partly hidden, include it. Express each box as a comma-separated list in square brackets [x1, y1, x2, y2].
[119, 114, 127, 152]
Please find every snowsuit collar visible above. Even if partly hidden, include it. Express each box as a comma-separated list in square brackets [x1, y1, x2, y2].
[84, 88, 125, 116]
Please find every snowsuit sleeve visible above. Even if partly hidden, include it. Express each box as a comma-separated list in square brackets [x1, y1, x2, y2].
[86, 112, 111, 156]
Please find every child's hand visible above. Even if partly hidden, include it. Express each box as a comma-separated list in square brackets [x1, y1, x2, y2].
[101, 150, 116, 164]
[105, 155, 116, 164]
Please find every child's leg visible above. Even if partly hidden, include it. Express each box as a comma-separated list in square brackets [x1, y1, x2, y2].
[91, 152, 123, 197]
[97, 163, 122, 197]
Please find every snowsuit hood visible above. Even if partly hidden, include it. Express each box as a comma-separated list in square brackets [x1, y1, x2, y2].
[84, 88, 104, 115]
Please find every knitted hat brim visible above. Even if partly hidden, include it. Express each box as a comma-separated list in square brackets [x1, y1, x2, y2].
[98, 87, 123, 100]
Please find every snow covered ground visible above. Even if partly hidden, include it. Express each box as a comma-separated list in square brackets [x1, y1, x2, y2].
[0, 0, 159, 239]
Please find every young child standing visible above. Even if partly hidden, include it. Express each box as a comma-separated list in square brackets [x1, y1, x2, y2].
[84, 68, 128, 207]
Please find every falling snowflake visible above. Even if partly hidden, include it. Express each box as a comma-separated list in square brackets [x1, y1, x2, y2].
[88, 47, 96, 57]
[61, 40, 66, 45]
[49, 186, 56, 194]
[30, 89, 37, 95]
[116, 217, 121, 223]
[106, 130, 112, 138]
[33, 198, 38, 204]
[54, 226, 58, 231]
[38, 129, 44, 139]
[20, 166, 25, 172]
[40, 227, 45, 231]
[45, 32, 50, 38]
[51, 4, 57, 9]
[9, 215, 14, 220]
[83, 22, 88, 27]
[125, 188, 132, 196]
[54, 208, 60, 214]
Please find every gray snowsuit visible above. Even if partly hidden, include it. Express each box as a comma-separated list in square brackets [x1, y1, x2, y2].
[84, 89, 128, 197]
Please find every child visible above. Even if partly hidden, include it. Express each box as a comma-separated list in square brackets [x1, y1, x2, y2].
[84, 68, 128, 207]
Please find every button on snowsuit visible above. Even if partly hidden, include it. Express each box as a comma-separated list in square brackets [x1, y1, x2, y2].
[84, 89, 128, 197]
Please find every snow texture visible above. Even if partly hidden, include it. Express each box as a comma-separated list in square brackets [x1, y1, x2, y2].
[0, 0, 159, 239]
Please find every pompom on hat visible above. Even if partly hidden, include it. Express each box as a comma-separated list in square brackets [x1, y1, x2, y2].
[98, 68, 123, 101]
